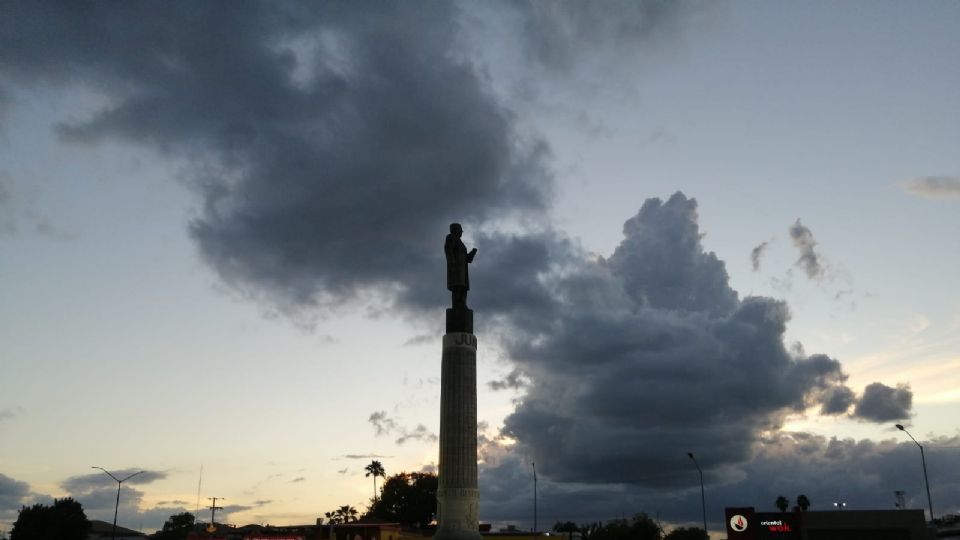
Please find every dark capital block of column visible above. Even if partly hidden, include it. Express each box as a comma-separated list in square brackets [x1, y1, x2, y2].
[446, 307, 473, 334]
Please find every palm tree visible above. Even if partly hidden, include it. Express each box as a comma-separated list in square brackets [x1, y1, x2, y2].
[365, 460, 386, 503]
[775, 495, 789, 512]
[335, 505, 358, 523]
[797, 494, 810, 511]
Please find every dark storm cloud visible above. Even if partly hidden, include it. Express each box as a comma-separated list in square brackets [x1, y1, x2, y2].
[905, 176, 960, 199]
[504, 1, 686, 74]
[488, 368, 527, 391]
[0, 174, 63, 238]
[0, 473, 30, 513]
[0, 406, 23, 424]
[0, 2, 553, 319]
[395, 424, 439, 446]
[369, 410, 438, 445]
[789, 219, 826, 280]
[62, 469, 166, 493]
[498, 193, 867, 487]
[852, 382, 913, 422]
[368, 411, 398, 437]
[750, 241, 769, 271]
[818, 384, 856, 415]
[341, 454, 391, 460]
[479, 432, 960, 530]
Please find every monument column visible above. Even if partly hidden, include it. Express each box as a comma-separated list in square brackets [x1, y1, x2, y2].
[436, 223, 482, 540]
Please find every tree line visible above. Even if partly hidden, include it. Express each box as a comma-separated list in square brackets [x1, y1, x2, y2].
[6, 462, 713, 540]
[553, 516, 707, 540]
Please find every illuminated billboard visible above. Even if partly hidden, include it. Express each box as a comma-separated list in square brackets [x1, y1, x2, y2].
[725, 507, 800, 540]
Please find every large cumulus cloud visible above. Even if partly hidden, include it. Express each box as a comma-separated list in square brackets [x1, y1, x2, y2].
[498, 193, 900, 488]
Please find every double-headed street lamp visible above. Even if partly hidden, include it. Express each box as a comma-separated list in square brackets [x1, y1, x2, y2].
[92, 467, 145, 540]
[895, 424, 934, 522]
[687, 453, 707, 536]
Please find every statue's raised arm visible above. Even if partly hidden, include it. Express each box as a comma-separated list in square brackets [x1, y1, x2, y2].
[444, 222, 477, 310]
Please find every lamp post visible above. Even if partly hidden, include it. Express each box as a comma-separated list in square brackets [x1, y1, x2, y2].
[687, 453, 707, 537]
[896, 424, 934, 521]
[92, 467, 145, 540]
[531, 461, 537, 533]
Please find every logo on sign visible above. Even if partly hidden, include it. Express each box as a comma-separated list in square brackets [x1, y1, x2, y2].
[729, 514, 748, 532]
[760, 520, 792, 532]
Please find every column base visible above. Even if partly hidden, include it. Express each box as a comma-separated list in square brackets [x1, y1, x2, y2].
[434, 487, 482, 540]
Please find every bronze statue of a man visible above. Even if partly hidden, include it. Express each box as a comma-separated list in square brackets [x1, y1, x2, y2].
[445, 223, 477, 310]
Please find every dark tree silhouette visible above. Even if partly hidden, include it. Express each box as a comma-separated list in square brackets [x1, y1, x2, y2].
[664, 527, 708, 540]
[365, 460, 386, 503]
[797, 494, 810, 511]
[158, 512, 195, 540]
[553, 521, 579, 540]
[11, 498, 90, 540]
[323, 506, 358, 525]
[336, 506, 358, 523]
[365, 472, 437, 529]
[775, 495, 789, 512]
[590, 514, 661, 540]
[579, 522, 602, 540]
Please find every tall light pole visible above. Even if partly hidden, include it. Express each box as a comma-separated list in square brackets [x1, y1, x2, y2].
[531, 461, 538, 533]
[92, 467, 145, 540]
[896, 424, 934, 522]
[688, 453, 707, 537]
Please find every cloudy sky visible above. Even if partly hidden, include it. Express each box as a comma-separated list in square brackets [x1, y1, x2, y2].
[1, 1, 959, 536]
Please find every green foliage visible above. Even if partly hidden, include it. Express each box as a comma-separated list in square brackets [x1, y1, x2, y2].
[590, 514, 661, 540]
[364, 472, 437, 529]
[797, 494, 810, 511]
[11, 497, 91, 540]
[775, 495, 789, 512]
[157, 512, 196, 540]
[664, 527, 708, 540]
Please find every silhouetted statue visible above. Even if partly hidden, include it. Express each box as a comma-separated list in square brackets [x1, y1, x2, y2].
[445, 223, 477, 310]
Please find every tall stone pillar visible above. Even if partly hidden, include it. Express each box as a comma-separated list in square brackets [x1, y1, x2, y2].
[434, 309, 481, 540]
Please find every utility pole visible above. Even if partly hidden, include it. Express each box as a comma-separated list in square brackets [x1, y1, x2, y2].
[207, 497, 224, 533]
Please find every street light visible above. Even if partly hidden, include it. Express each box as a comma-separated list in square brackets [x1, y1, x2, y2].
[896, 424, 935, 521]
[92, 467, 145, 540]
[531, 461, 538, 533]
[688, 453, 707, 537]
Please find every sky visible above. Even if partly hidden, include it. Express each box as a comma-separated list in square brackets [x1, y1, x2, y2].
[1, 1, 959, 536]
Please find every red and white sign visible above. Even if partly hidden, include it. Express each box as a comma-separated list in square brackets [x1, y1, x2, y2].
[730, 514, 748, 532]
